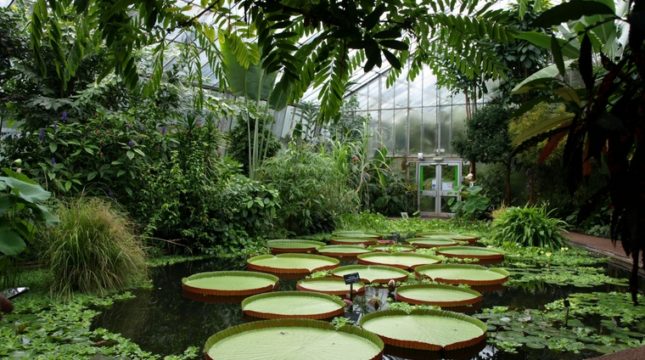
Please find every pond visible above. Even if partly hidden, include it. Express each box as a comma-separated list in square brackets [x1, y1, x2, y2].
[91, 256, 630, 360]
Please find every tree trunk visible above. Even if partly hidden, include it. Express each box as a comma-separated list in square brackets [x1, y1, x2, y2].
[504, 160, 512, 205]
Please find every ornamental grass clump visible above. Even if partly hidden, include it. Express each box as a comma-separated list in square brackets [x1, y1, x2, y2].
[45, 198, 146, 297]
[491, 205, 567, 249]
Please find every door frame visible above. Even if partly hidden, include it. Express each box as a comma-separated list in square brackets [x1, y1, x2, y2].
[416, 159, 462, 217]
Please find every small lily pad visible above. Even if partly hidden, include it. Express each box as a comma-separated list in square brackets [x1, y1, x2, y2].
[248, 254, 339, 275]
[267, 239, 326, 254]
[297, 277, 365, 296]
[241, 291, 346, 320]
[331, 265, 409, 284]
[415, 264, 510, 286]
[357, 252, 442, 270]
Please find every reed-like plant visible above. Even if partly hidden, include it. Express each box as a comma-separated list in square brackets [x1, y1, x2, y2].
[492, 205, 567, 249]
[45, 198, 146, 297]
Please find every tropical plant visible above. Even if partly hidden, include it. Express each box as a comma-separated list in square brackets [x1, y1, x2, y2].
[491, 205, 568, 248]
[44, 197, 146, 297]
[0, 170, 57, 258]
[510, 0, 644, 301]
[449, 185, 492, 220]
[226, 110, 281, 176]
[453, 102, 514, 202]
[257, 145, 358, 235]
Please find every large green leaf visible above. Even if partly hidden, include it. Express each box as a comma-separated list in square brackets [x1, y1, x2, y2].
[511, 60, 575, 94]
[533, 0, 615, 27]
[512, 113, 574, 147]
[0, 176, 52, 203]
[0, 226, 27, 256]
[514, 32, 579, 58]
[220, 38, 277, 102]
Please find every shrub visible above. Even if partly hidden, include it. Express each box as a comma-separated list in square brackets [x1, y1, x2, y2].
[44, 198, 146, 297]
[491, 205, 568, 248]
[449, 185, 492, 220]
[227, 113, 281, 176]
[257, 146, 358, 235]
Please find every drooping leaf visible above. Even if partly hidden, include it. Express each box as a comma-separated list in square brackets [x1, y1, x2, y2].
[538, 131, 568, 163]
[579, 33, 594, 91]
[0, 176, 52, 203]
[551, 34, 566, 77]
[512, 61, 574, 94]
[514, 32, 579, 58]
[512, 113, 574, 147]
[533, 1, 615, 28]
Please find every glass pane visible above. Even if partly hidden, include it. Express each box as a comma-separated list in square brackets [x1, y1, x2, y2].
[409, 74, 423, 107]
[422, 107, 438, 155]
[438, 87, 452, 106]
[420, 165, 437, 191]
[408, 109, 423, 154]
[451, 105, 468, 155]
[422, 70, 437, 107]
[381, 79, 394, 109]
[420, 196, 436, 213]
[440, 165, 460, 194]
[394, 109, 408, 156]
[367, 80, 379, 110]
[438, 106, 451, 154]
[394, 78, 408, 108]
[441, 196, 454, 213]
[381, 110, 395, 154]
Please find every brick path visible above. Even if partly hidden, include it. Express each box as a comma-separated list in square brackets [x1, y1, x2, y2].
[565, 232, 643, 269]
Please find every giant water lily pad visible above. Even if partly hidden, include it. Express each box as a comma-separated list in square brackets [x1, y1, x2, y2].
[316, 245, 370, 258]
[435, 246, 504, 264]
[296, 277, 365, 296]
[357, 252, 442, 270]
[359, 309, 486, 351]
[395, 284, 482, 308]
[204, 319, 384, 360]
[449, 234, 479, 244]
[332, 230, 381, 239]
[407, 237, 459, 248]
[415, 264, 510, 286]
[267, 239, 325, 254]
[370, 244, 416, 252]
[182, 271, 279, 297]
[330, 237, 378, 246]
[241, 291, 345, 319]
[331, 265, 409, 284]
[247, 254, 339, 275]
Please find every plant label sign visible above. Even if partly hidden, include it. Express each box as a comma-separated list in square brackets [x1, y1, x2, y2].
[343, 273, 360, 285]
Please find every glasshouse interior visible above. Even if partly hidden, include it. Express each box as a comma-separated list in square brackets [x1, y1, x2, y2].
[1, 0, 645, 359]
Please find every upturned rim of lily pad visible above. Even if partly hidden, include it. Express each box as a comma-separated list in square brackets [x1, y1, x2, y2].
[247, 253, 340, 275]
[415, 263, 510, 286]
[331, 264, 409, 284]
[267, 239, 326, 254]
[296, 276, 366, 296]
[181, 271, 279, 297]
[357, 252, 442, 270]
[316, 245, 371, 258]
[435, 246, 504, 263]
[203, 319, 384, 360]
[395, 283, 483, 307]
[358, 309, 487, 351]
[241, 290, 346, 320]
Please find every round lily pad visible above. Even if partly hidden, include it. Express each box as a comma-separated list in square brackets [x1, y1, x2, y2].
[407, 237, 459, 248]
[415, 264, 510, 286]
[267, 239, 326, 254]
[203, 319, 384, 360]
[247, 254, 339, 275]
[435, 246, 504, 264]
[357, 252, 442, 270]
[395, 284, 482, 307]
[359, 309, 486, 351]
[332, 230, 381, 239]
[331, 265, 409, 284]
[296, 277, 365, 296]
[241, 291, 346, 320]
[330, 237, 378, 246]
[316, 245, 370, 258]
[448, 234, 479, 244]
[370, 244, 416, 252]
[182, 271, 279, 297]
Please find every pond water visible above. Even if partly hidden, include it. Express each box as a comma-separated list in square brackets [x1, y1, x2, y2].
[92, 257, 627, 360]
